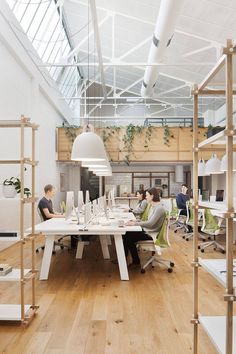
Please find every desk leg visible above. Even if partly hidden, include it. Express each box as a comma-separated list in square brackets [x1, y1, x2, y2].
[39, 235, 55, 280]
[76, 241, 85, 259]
[114, 234, 129, 281]
[99, 235, 110, 259]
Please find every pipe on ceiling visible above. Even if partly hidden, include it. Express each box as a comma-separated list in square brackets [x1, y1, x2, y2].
[141, 0, 184, 98]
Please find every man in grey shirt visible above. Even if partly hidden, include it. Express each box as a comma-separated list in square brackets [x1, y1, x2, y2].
[124, 187, 165, 266]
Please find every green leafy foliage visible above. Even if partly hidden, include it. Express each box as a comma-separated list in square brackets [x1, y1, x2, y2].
[3, 177, 31, 197]
[163, 125, 174, 146]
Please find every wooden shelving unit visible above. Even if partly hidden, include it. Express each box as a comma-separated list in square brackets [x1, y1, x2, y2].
[0, 115, 39, 324]
[192, 40, 236, 354]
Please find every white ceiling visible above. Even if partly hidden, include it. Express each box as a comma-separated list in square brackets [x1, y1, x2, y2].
[63, 0, 235, 122]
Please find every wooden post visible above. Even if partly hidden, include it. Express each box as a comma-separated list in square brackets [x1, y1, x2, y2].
[31, 126, 36, 307]
[192, 84, 199, 354]
[225, 39, 234, 354]
[20, 117, 25, 322]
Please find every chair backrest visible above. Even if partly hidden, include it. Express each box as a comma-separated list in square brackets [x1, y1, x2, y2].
[141, 203, 151, 221]
[37, 207, 44, 222]
[201, 208, 220, 234]
[186, 200, 193, 225]
[155, 213, 170, 248]
[60, 201, 66, 214]
[169, 198, 179, 219]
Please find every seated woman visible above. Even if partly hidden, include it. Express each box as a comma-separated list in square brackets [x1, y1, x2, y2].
[124, 187, 165, 266]
[126, 189, 147, 218]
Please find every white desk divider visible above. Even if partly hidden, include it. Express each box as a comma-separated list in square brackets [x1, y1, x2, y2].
[84, 202, 92, 224]
[111, 188, 116, 207]
[78, 190, 84, 209]
[85, 190, 90, 204]
[108, 190, 112, 210]
[65, 191, 74, 220]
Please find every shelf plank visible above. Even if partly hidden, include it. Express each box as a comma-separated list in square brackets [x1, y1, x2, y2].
[199, 258, 236, 289]
[198, 130, 226, 148]
[200, 316, 236, 354]
[198, 201, 227, 211]
[0, 269, 31, 282]
[0, 304, 31, 321]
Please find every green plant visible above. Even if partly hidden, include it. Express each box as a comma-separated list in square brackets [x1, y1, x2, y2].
[65, 126, 79, 144]
[3, 177, 31, 197]
[144, 125, 153, 150]
[163, 125, 174, 146]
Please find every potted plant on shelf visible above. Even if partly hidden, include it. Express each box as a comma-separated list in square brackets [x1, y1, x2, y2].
[206, 124, 225, 138]
[2, 177, 31, 198]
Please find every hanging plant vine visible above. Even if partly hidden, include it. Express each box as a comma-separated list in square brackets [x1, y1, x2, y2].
[163, 125, 174, 147]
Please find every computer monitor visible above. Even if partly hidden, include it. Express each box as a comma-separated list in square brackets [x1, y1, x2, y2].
[65, 191, 74, 220]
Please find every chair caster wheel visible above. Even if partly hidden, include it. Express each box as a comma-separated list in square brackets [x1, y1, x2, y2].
[141, 269, 145, 274]
[201, 249, 204, 253]
[42, 246, 45, 250]
[186, 239, 189, 241]
[221, 250, 226, 254]
[198, 246, 200, 249]
[168, 268, 173, 273]
[170, 262, 175, 267]
[174, 230, 177, 233]
[52, 250, 56, 255]
[60, 246, 64, 250]
[182, 236, 185, 239]
[36, 249, 39, 253]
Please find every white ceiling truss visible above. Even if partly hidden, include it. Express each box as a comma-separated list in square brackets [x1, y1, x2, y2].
[6, 0, 234, 126]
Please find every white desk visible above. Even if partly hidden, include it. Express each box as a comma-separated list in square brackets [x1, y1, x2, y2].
[34, 214, 141, 281]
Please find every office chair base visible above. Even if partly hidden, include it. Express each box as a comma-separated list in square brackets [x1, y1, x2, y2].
[199, 240, 225, 253]
[140, 255, 175, 274]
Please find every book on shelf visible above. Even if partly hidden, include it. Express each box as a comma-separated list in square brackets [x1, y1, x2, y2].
[202, 190, 210, 201]
[216, 189, 224, 202]
[0, 264, 12, 276]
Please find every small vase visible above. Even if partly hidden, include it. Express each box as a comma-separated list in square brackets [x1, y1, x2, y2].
[2, 185, 17, 198]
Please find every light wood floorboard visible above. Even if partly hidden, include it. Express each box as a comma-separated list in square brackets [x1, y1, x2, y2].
[0, 231, 234, 354]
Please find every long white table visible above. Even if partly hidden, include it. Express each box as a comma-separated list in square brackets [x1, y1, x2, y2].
[33, 212, 141, 281]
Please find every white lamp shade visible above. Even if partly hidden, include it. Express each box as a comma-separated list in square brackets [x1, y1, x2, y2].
[95, 172, 112, 176]
[220, 153, 236, 172]
[82, 161, 108, 168]
[71, 132, 107, 161]
[198, 159, 210, 176]
[205, 154, 223, 175]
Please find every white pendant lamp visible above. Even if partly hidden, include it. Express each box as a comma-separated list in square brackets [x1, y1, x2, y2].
[220, 152, 236, 172]
[71, 131, 107, 161]
[198, 158, 210, 176]
[205, 153, 223, 175]
[95, 171, 112, 176]
[82, 161, 108, 168]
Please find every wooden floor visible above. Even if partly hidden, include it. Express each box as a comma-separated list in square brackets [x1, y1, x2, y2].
[0, 230, 234, 354]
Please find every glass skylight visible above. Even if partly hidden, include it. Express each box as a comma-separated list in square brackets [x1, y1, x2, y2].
[6, 0, 81, 109]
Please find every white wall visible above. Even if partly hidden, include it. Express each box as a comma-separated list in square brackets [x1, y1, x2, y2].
[0, 2, 77, 214]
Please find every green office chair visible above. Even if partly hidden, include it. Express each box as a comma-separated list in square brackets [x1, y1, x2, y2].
[198, 208, 225, 253]
[137, 213, 175, 273]
[141, 203, 151, 221]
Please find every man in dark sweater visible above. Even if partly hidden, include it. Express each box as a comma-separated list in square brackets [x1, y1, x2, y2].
[38, 184, 64, 220]
[176, 183, 190, 216]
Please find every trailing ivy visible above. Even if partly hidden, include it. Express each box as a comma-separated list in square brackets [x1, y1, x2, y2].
[163, 125, 174, 147]
[65, 126, 79, 144]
